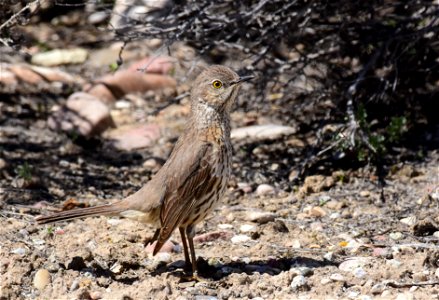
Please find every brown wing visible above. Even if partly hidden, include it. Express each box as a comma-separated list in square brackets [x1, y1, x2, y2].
[153, 141, 216, 254]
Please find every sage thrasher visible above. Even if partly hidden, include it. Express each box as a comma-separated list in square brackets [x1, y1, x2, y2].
[36, 65, 253, 277]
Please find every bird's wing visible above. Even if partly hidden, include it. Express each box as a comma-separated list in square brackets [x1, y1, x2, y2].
[153, 140, 217, 254]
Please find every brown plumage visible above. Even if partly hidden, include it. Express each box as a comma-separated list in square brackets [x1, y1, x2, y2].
[36, 65, 252, 277]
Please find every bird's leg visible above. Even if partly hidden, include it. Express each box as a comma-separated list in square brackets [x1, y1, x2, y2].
[179, 227, 191, 270]
[186, 225, 205, 281]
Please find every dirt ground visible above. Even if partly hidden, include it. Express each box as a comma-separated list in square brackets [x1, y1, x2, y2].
[1, 6, 439, 300]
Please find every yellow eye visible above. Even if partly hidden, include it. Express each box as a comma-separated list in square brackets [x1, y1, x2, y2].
[212, 80, 223, 89]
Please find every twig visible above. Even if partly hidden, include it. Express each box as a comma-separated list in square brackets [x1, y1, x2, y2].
[386, 281, 439, 288]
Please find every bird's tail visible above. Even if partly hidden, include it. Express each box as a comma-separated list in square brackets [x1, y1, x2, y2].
[35, 202, 126, 224]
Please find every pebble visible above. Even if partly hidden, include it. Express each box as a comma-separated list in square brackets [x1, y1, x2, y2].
[386, 259, 402, 268]
[359, 296, 372, 300]
[154, 252, 172, 263]
[395, 292, 414, 300]
[370, 283, 385, 294]
[309, 206, 327, 217]
[237, 182, 253, 193]
[323, 252, 333, 261]
[256, 184, 275, 196]
[231, 124, 296, 141]
[217, 223, 233, 229]
[240, 224, 257, 233]
[359, 190, 370, 197]
[434, 231, 439, 238]
[353, 267, 367, 278]
[339, 257, 371, 272]
[110, 262, 123, 274]
[412, 271, 428, 282]
[245, 211, 277, 224]
[320, 278, 331, 285]
[70, 279, 80, 291]
[289, 239, 301, 249]
[290, 275, 307, 290]
[33, 269, 51, 290]
[435, 268, 439, 279]
[194, 296, 218, 300]
[400, 216, 417, 226]
[347, 291, 359, 299]
[290, 266, 313, 277]
[11, 248, 26, 256]
[389, 232, 404, 240]
[231, 234, 251, 243]
[330, 273, 345, 282]
[88, 11, 108, 24]
[90, 291, 103, 300]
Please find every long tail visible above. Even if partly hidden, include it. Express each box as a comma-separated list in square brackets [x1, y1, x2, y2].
[35, 202, 126, 224]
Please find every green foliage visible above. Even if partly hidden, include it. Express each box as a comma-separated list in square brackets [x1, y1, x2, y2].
[109, 62, 119, 72]
[15, 162, 32, 181]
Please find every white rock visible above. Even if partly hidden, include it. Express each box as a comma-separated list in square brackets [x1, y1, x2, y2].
[256, 184, 275, 196]
[330, 273, 345, 282]
[231, 234, 251, 243]
[245, 211, 277, 224]
[370, 283, 385, 294]
[154, 252, 172, 263]
[231, 124, 296, 141]
[389, 232, 404, 240]
[290, 266, 313, 277]
[290, 275, 307, 290]
[435, 268, 439, 279]
[347, 291, 359, 299]
[240, 224, 257, 233]
[433, 231, 439, 238]
[320, 278, 331, 285]
[386, 259, 402, 268]
[33, 269, 51, 290]
[339, 257, 371, 272]
[400, 216, 417, 226]
[31, 48, 88, 67]
[217, 224, 233, 229]
[353, 267, 367, 278]
[395, 292, 414, 300]
[11, 248, 26, 256]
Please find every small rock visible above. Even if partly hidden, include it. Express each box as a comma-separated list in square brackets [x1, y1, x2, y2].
[194, 296, 218, 300]
[240, 224, 257, 233]
[231, 234, 251, 243]
[110, 262, 123, 274]
[347, 291, 359, 299]
[217, 224, 233, 229]
[106, 124, 161, 151]
[33, 269, 51, 290]
[154, 252, 172, 263]
[386, 259, 402, 268]
[237, 182, 253, 193]
[11, 248, 26, 256]
[372, 247, 389, 257]
[339, 257, 371, 272]
[433, 231, 439, 238]
[359, 190, 370, 197]
[309, 206, 327, 217]
[435, 268, 439, 279]
[70, 279, 80, 291]
[90, 291, 103, 300]
[353, 267, 367, 278]
[389, 232, 404, 240]
[370, 283, 385, 295]
[88, 11, 108, 24]
[256, 184, 275, 196]
[330, 273, 345, 282]
[320, 278, 331, 285]
[245, 211, 277, 224]
[412, 271, 428, 282]
[194, 231, 233, 243]
[323, 252, 333, 261]
[31, 48, 88, 67]
[395, 292, 414, 300]
[146, 240, 175, 253]
[231, 124, 296, 141]
[290, 275, 308, 291]
[288, 239, 301, 249]
[400, 216, 417, 226]
[290, 266, 313, 277]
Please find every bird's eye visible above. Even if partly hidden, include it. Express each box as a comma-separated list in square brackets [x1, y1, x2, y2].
[212, 80, 223, 89]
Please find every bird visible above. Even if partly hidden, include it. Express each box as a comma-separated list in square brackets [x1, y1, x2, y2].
[36, 65, 253, 278]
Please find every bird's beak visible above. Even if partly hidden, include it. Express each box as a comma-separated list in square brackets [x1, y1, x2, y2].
[231, 75, 254, 85]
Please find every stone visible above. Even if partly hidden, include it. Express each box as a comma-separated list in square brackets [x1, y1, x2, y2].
[231, 235, 251, 243]
[256, 184, 275, 196]
[290, 275, 308, 291]
[309, 206, 327, 217]
[389, 232, 404, 240]
[105, 124, 161, 151]
[370, 283, 385, 294]
[400, 216, 417, 226]
[31, 48, 88, 66]
[240, 224, 257, 233]
[339, 257, 371, 272]
[245, 211, 277, 224]
[33, 269, 51, 290]
[330, 273, 345, 282]
[231, 124, 296, 141]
